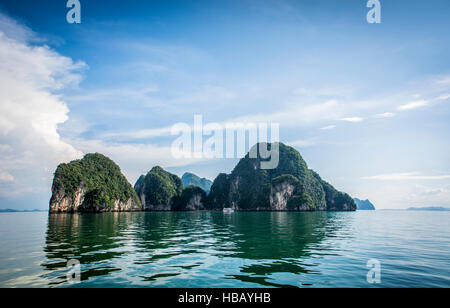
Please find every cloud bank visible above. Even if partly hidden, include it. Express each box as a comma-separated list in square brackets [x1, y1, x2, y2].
[0, 13, 85, 199]
[362, 172, 450, 181]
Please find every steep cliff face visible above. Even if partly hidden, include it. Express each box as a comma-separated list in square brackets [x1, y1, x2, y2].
[205, 173, 230, 209]
[134, 166, 183, 211]
[206, 143, 355, 211]
[49, 180, 86, 213]
[270, 176, 301, 211]
[270, 181, 296, 210]
[173, 186, 207, 211]
[49, 153, 142, 213]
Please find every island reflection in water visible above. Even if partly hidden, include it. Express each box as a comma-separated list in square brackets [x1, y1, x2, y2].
[42, 212, 353, 287]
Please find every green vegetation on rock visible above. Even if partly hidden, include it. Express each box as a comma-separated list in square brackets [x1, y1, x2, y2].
[50, 144, 355, 213]
[287, 193, 315, 211]
[173, 185, 207, 211]
[271, 174, 304, 191]
[207, 142, 355, 211]
[51, 153, 140, 210]
[134, 166, 183, 210]
[205, 173, 230, 210]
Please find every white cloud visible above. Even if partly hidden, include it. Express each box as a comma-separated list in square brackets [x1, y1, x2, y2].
[287, 139, 317, 148]
[0, 144, 12, 152]
[0, 11, 211, 196]
[0, 13, 85, 195]
[436, 76, 450, 85]
[420, 188, 445, 196]
[435, 93, 450, 101]
[0, 171, 14, 183]
[320, 125, 336, 130]
[292, 86, 353, 98]
[338, 117, 364, 122]
[103, 99, 342, 140]
[233, 99, 341, 126]
[374, 112, 395, 118]
[67, 86, 160, 105]
[397, 100, 429, 111]
[102, 126, 173, 139]
[0, 13, 40, 44]
[362, 172, 450, 181]
[404, 184, 450, 207]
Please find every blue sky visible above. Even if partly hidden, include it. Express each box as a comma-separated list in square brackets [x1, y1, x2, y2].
[0, 0, 449, 209]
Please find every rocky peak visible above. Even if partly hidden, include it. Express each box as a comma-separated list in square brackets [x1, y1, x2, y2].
[49, 153, 141, 213]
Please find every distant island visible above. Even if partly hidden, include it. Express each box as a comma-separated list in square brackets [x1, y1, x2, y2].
[406, 207, 450, 211]
[182, 172, 212, 194]
[354, 198, 376, 210]
[0, 209, 47, 213]
[49, 142, 356, 213]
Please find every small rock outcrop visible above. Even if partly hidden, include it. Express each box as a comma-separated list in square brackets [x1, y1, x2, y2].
[49, 153, 142, 213]
[134, 166, 183, 211]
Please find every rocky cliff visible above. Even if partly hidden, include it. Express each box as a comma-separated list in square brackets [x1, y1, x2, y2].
[49, 145, 355, 213]
[49, 153, 141, 213]
[173, 186, 207, 211]
[134, 166, 183, 211]
[206, 143, 356, 212]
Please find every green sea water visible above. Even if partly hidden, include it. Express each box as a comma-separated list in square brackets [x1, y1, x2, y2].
[0, 211, 449, 288]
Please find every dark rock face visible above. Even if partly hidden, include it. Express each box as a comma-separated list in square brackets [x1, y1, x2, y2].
[49, 153, 142, 213]
[354, 198, 376, 210]
[134, 166, 183, 211]
[270, 175, 299, 211]
[181, 172, 213, 194]
[268, 175, 322, 211]
[206, 173, 230, 208]
[206, 143, 356, 212]
[173, 186, 207, 211]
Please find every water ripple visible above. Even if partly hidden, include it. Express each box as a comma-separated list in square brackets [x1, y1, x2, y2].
[0, 211, 449, 287]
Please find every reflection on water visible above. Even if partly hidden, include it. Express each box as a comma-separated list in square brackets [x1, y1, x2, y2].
[42, 212, 351, 287]
[1, 211, 448, 287]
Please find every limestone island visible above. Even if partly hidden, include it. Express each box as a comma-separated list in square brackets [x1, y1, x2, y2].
[49, 142, 356, 213]
[354, 198, 376, 210]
